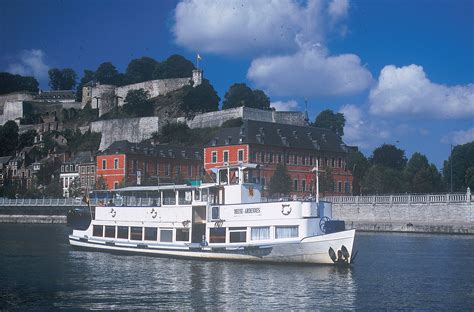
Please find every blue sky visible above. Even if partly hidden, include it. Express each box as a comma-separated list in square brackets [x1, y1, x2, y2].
[1, 0, 473, 168]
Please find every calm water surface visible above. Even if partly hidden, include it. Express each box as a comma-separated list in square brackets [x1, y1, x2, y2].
[0, 224, 473, 310]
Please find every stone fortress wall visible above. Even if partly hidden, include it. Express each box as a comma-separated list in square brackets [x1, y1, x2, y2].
[83, 70, 202, 117]
[184, 107, 308, 129]
[91, 117, 160, 150]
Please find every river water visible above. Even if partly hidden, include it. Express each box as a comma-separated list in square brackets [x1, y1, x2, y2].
[0, 224, 472, 310]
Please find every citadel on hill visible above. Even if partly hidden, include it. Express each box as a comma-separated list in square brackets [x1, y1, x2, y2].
[0, 55, 355, 199]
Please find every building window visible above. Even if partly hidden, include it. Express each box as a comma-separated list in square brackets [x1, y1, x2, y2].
[156, 162, 159, 175]
[104, 226, 116, 238]
[301, 180, 306, 192]
[293, 179, 298, 191]
[332, 158, 335, 167]
[144, 227, 158, 241]
[165, 163, 170, 176]
[223, 151, 229, 163]
[114, 158, 119, 169]
[260, 152, 265, 163]
[338, 181, 343, 193]
[229, 227, 247, 243]
[132, 160, 138, 173]
[176, 228, 190, 242]
[345, 181, 351, 194]
[114, 181, 119, 189]
[160, 229, 173, 242]
[102, 160, 106, 170]
[210, 228, 226, 243]
[117, 226, 129, 239]
[175, 165, 181, 175]
[251, 227, 270, 240]
[275, 226, 298, 239]
[261, 177, 266, 187]
[338, 158, 342, 168]
[211, 151, 217, 163]
[188, 164, 193, 178]
[130, 227, 143, 241]
[144, 161, 148, 174]
[238, 150, 244, 162]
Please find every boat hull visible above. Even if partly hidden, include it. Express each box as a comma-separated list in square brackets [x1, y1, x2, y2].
[69, 229, 355, 265]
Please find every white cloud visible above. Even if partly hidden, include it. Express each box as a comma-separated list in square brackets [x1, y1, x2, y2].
[441, 128, 474, 145]
[271, 100, 299, 111]
[369, 64, 474, 119]
[247, 43, 372, 98]
[339, 104, 390, 149]
[173, 0, 326, 56]
[7, 49, 49, 80]
[328, 0, 349, 23]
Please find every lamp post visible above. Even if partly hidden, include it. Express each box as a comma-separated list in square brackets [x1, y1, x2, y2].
[450, 144, 453, 193]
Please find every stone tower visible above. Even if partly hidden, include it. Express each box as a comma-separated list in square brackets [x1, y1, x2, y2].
[192, 69, 203, 87]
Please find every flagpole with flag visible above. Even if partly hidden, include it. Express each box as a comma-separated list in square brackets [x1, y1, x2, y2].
[196, 53, 202, 69]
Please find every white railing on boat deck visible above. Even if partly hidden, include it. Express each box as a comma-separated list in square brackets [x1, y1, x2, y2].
[322, 192, 472, 205]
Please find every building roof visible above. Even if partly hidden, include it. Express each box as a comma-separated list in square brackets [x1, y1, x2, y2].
[64, 151, 94, 165]
[0, 156, 12, 165]
[99, 140, 203, 160]
[206, 120, 349, 153]
[35, 90, 75, 100]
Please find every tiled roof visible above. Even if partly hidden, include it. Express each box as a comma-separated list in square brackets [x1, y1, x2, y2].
[206, 120, 349, 153]
[99, 140, 203, 160]
[0, 156, 12, 164]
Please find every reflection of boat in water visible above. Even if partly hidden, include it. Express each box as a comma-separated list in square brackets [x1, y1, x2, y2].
[68, 165, 356, 264]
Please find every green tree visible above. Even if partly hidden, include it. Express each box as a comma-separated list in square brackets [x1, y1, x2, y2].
[181, 79, 220, 115]
[0, 72, 39, 94]
[123, 89, 154, 117]
[223, 83, 271, 110]
[48, 68, 77, 90]
[0, 121, 19, 156]
[404, 152, 442, 193]
[155, 122, 192, 145]
[68, 178, 83, 198]
[313, 109, 346, 138]
[75, 70, 96, 102]
[18, 129, 37, 150]
[443, 142, 474, 192]
[269, 164, 292, 196]
[319, 166, 335, 195]
[36, 161, 60, 187]
[361, 165, 405, 194]
[154, 54, 195, 79]
[125, 56, 160, 84]
[346, 151, 369, 195]
[465, 167, 474, 190]
[369, 144, 407, 171]
[95, 62, 119, 85]
[95, 175, 108, 190]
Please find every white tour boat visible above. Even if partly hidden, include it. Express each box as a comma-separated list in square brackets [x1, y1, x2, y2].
[68, 165, 356, 265]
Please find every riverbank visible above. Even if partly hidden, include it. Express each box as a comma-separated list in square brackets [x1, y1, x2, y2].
[0, 215, 66, 224]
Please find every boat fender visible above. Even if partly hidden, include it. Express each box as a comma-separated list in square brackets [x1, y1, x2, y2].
[341, 245, 350, 261]
[328, 247, 337, 263]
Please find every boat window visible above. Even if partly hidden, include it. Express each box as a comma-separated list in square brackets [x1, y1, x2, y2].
[93, 225, 103, 237]
[251, 227, 270, 240]
[178, 191, 192, 205]
[162, 191, 176, 205]
[275, 226, 299, 239]
[194, 190, 201, 201]
[160, 229, 173, 242]
[104, 226, 116, 238]
[176, 228, 190, 242]
[130, 227, 143, 241]
[210, 228, 226, 243]
[117, 226, 129, 239]
[144, 227, 158, 241]
[211, 206, 219, 220]
[229, 227, 247, 243]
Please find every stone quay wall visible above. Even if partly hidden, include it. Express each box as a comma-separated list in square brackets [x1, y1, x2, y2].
[91, 117, 160, 150]
[325, 193, 473, 234]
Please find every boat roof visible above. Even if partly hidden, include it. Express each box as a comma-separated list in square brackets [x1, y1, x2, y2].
[109, 183, 219, 193]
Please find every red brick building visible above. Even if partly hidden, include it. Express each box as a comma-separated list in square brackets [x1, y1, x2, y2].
[204, 120, 355, 196]
[96, 140, 203, 190]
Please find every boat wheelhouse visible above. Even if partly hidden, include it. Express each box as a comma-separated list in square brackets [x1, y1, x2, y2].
[68, 164, 356, 264]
